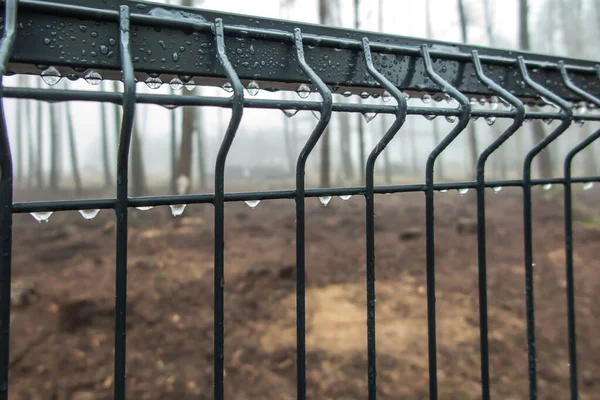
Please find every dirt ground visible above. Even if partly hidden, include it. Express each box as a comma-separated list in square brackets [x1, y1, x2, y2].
[7, 186, 600, 400]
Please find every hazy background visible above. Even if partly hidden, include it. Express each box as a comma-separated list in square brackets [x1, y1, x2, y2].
[4, 0, 599, 199]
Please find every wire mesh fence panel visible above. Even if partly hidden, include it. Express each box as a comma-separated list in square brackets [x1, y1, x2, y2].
[0, 1, 599, 400]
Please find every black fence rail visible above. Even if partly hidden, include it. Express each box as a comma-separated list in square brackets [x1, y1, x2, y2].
[0, 1, 599, 400]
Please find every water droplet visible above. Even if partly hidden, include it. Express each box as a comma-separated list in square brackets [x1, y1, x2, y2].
[244, 200, 261, 208]
[574, 119, 584, 127]
[184, 79, 195, 91]
[576, 102, 588, 114]
[403, 92, 411, 101]
[478, 97, 487, 106]
[135, 206, 154, 211]
[382, 91, 391, 102]
[543, 118, 553, 125]
[99, 44, 109, 55]
[492, 186, 503, 193]
[318, 196, 332, 206]
[421, 93, 432, 104]
[78, 209, 100, 220]
[359, 92, 370, 99]
[145, 76, 162, 89]
[282, 109, 298, 118]
[41, 66, 61, 85]
[485, 116, 496, 126]
[433, 94, 444, 103]
[311, 110, 321, 120]
[84, 70, 102, 85]
[342, 91, 352, 97]
[583, 182, 594, 191]
[542, 183, 553, 191]
[172, 52, 179, 62]
[440, 189, 448, 193]
[222, 82, 233, 92]
[30, 211, 53, 223]
[362, 112, 377, 123]
[490, 96, 499, 110]
[246, 81, 259, 96]
[458, 188, 469, 196]
[169, 204, 187, 217]
[499, 97, 512, 109]
[524, 117, 532, 123]
[169, 77, 183, 90]
[445, 115, 456, 123]
[296, 84, 311, 99]
[339, 195, 352, 201]
[540, 96, 559, 109]
[424, 114, 436, 121]
[469, 97, 477, 106]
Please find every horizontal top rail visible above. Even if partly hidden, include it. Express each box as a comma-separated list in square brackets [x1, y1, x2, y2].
[3, 0, 600, 103]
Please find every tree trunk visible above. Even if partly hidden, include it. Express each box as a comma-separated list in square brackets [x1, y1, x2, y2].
[520, 0, 553, 178]
[26, 95, 35, 188]
[15, 86, 22, 184]
[196, 105, 207, 190]
[112, 81, 121, 149]
[353, 0, 366, 184]
[457, 0, 479, 179]
[36, 80, 44, 188]
[101, 99, 113, 189]
[409, 123, 419, 176]
[63, 102, 83, 196]
[49, 103, 61, 191]
[378, 0, 392, 184]
[177, 104, 195, 194]
[130, 120, 147, 197]
[425, 0, 444, 181]
[318, 0, 330, 187]
[170, 94, 178, 194]
[339, 112, 354, 182]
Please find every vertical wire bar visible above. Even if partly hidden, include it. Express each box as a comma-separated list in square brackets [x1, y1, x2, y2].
[471, 50, 525, 400]
[517, 56, 573, 400]
[293, 27, 332, 400]
[0, 1, 17, 398]
[558, 62, 600, 400]
[213, 18, 244, 400]
[421, 45, 471, 400]
[114, 6, 136, 400]
[361, 37, 408, 400]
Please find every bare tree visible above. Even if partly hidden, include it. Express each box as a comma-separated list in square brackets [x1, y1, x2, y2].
[100, 82, 113, 189]
[557, 0, 598, 175]
[63, 102, 83, 196]
[196, 103, 207, 190]
[329, 0, 354, 183]
[36, 80, 44, 188]
[318, 0, 331, 187]
[457, 0, 480, 179]
[175, 0, 205, 194]
[354, 0, 366, 184]
[48, 103, 61, 191]
[425, 0, 444, 181]
[378, 0, 392, 183]
[15, 79, 23, 184]
[130, 119, 147, 197]
[26, 93, 35, 188]
[520, 0, 554, 178]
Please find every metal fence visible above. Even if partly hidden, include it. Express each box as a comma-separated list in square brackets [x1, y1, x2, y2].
[0, 0, 599, 399]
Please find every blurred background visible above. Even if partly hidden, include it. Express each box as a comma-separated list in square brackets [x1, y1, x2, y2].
[4, 0, 600, 198]
[6, 1, 600, 400]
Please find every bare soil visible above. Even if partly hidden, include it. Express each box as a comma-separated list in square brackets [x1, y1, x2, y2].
[7, 188, 600, 400]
